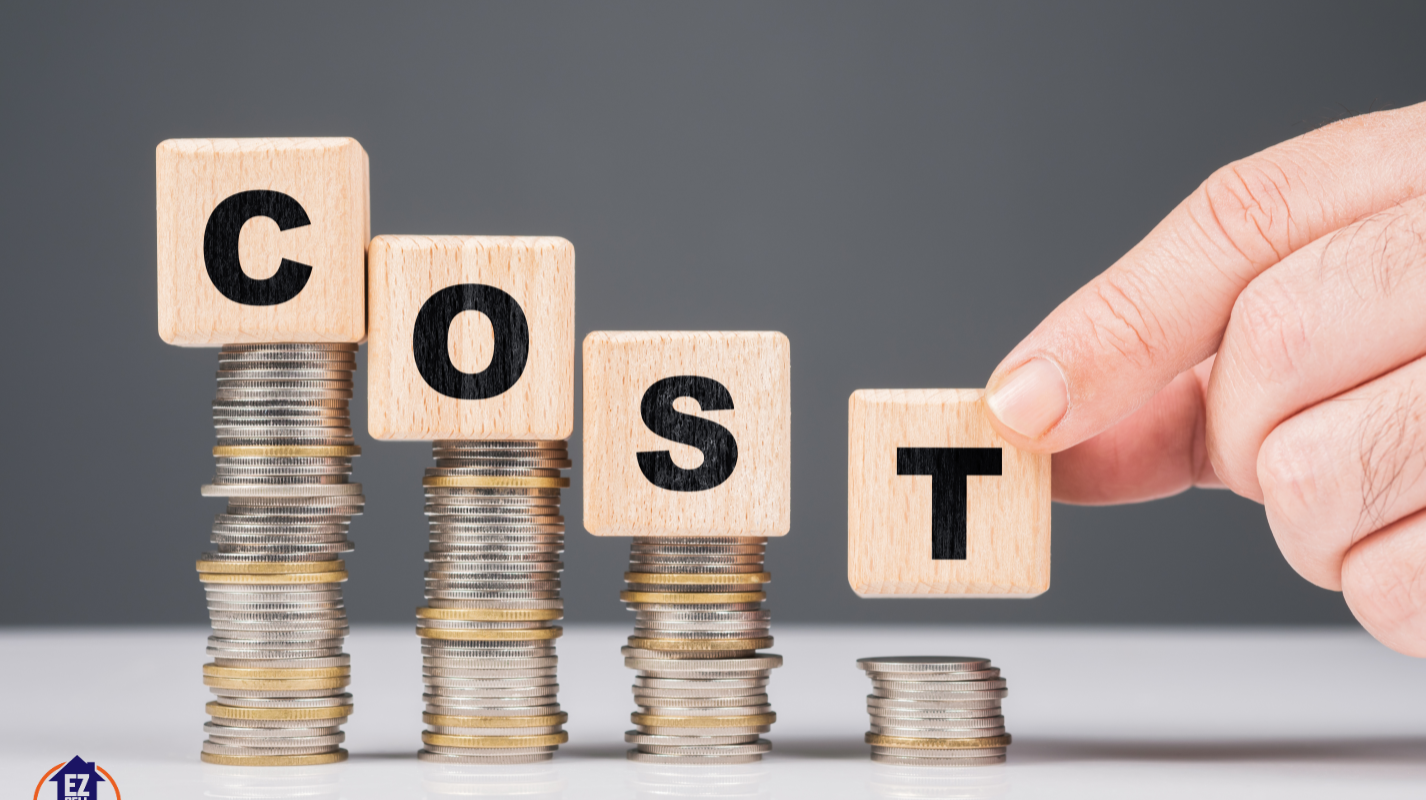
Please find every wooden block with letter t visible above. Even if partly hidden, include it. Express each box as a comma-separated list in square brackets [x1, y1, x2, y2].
[366, 235, 575, 441]
[156, 137, 369, 345]
[583, 331, 790, 538]
[847, 389, 1050, 597]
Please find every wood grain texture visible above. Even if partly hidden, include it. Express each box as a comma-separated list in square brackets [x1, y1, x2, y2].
[848, 389, 1050, 597]
[156, 137, 369, 345]
[367, 235, 574, 441]
[583, 331, 790, 537]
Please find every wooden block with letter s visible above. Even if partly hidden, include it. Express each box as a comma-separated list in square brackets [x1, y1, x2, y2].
[366, 235, 575, 441]
[848, 389, 1050, 597]
[156, 137, 369, 345]
[583, 331, 790, 538]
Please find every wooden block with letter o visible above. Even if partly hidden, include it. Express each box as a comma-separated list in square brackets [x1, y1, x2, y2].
[367, 235, 574, 441]
[156, 137, 369, 345]
[583, 331, 790, 538]
[848, 389, 1050, 597]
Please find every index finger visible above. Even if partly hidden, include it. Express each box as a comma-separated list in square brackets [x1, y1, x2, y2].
[983, 103, 1426, 456]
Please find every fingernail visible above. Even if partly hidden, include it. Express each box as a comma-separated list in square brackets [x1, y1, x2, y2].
[986, 358, 1068, 439]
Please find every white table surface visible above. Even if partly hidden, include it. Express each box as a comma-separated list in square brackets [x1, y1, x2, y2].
[5, 624, 1425, 798]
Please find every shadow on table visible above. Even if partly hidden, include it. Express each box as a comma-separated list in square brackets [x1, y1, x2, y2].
[1011, 736, 1426, 765]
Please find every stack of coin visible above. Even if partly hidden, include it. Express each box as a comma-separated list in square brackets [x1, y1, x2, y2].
[417, 440, 571, 764]
[621, 537, 781, 764]
[198, 343, 361, 767]
[857, 656, 1011, 766]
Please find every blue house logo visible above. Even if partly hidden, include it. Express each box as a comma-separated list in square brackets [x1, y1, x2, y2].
[44, 756, 112, 799]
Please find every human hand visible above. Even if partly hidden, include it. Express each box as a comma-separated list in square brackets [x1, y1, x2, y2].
[982, 101, 1426, 656]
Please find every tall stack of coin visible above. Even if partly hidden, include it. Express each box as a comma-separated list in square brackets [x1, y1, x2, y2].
[417, 440, 571, 764]
[198, 343, 362, 767]
[621, 536, 781, 763]
[857, 656, 1011, 766]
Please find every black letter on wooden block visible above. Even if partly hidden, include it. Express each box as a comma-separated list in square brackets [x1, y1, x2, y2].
[896, 448, 1002, 560]
[203, 190, 313, 306]
[413, 284, 530, 399]
[637, 376, 739, 492]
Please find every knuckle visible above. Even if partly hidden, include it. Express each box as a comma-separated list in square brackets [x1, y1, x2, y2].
[1257, 427, 1323, 533]
[1343, 531, 1426, 656]
[1198, 158, 1303, 263]
[1321, 202, 1426, 297]
[1076, 270, 1170, 369]
[1351, 388, 1426, 537]
[1226, 278, 1312, 382]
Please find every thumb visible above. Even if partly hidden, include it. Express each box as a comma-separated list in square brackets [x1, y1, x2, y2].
[984, 103, 1426, 453]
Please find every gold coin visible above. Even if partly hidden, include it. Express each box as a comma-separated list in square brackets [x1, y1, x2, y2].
[417, 607, 562, 621]
[864, 733, 1013, 749]
[620, 591, 766, 604]
[624, 572, 770, 585]
[204, 676, 351, 690]
[422, 476, 570, 488]
[632, 713, 777, 727]
[199, 571, 348, 585]
[197, 559, 346, 574]
[423, 712, 567, 728]
[203, 663, 350, 679]
[627, 637, 772, 651]
[201, 749, 348, 766]
[206, 702, 353, 721]
[418, 626, 562, 641]
[212, 445, 362, 457]
[421, 731, 568, 748]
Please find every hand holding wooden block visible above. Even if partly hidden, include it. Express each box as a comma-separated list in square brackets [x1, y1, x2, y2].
[848, 389, 1050, 597]
[156, 137, 369, 345]
[583, 331, 791, 538]
[367, 235, 575, 441]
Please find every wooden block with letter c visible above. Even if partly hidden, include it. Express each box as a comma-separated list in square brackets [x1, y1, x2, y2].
[583, 331, 790, 538]
[156, 137, 369, 345]
[366, 235, 574, 441]
[847, 389, 1050, 597]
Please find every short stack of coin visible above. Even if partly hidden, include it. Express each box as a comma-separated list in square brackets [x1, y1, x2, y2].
[198, 343, 362, 766]
[417, 440, 571, 764]
[857, 656, 1011, 766]
[621, 536, 781, 763]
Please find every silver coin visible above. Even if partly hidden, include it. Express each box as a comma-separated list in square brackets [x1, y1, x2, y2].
[870, 725, 1007, 737]
[635, 739, 771, 756]
[206, 717, 349, 729]
[213, 655, 350, 669]
[426, 685, 559, 699]
[869, 709, 1003, 721]
[872, 688, 1008, 701]
[207, 732, 346, 747]
[633, 686, 768, 700]
[868, 696, 1004, 710]
[428, 725, 565, 736]
[635, 610, 771, 622]
[424, 667, 559, 679]
[424, 657, 558, 670]
[425, 675, 559, 688]
[423, 703, 561, 716]
[870, 669, 1002, 683]
[636, 695, 769, 709]
[210, 688, 348, 699]
[426, 599, 563, 610]
[201, 741, 342, 756]
[858, 656, 993, 673]
[213, 693, 352, 708]
[624, 655, 782, 672]
[633, 725, 771, 736]
[207, 646, 346, 660]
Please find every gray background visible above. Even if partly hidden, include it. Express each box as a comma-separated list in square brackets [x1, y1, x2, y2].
[2, 1, 1420, 627]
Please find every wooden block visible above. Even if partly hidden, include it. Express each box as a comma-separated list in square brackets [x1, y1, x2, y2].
[156, 137, 369, 345]
[848, 389, 1050, 597]
[583, 331, 790, 538]
[367, 236, 574, 441]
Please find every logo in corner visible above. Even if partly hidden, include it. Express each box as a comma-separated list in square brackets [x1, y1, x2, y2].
[34, 756, 120, 800]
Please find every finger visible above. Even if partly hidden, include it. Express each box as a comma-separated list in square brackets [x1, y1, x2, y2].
[1207, 194, 1426, 500]
[1342, 508, 1426, 657]
[1053, 358, 1222, 504]
[984, 102, 1426, 453]
[1258, 354, 1426, 590]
